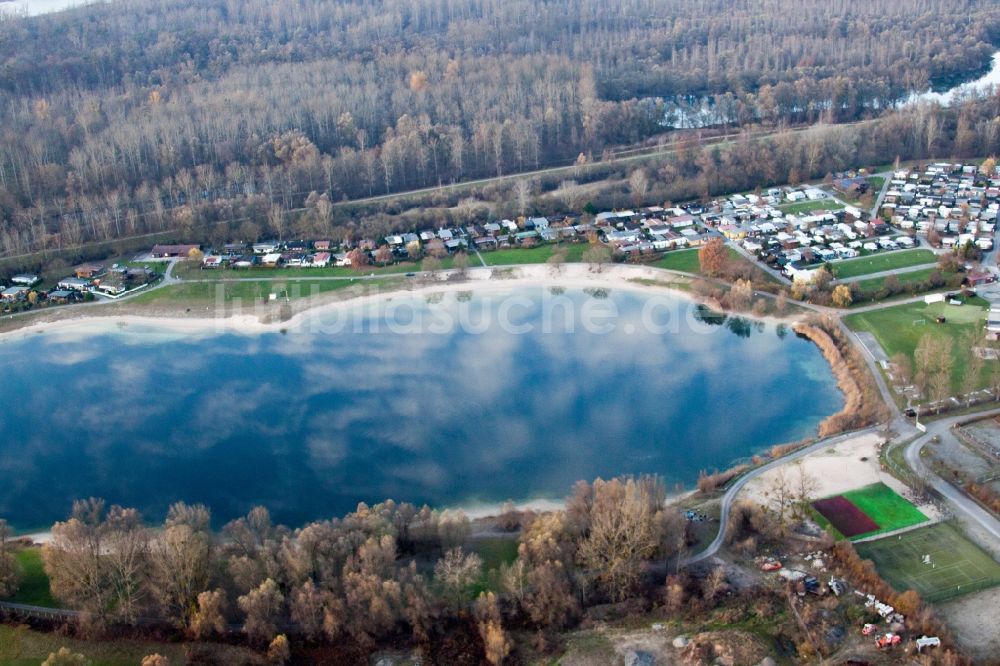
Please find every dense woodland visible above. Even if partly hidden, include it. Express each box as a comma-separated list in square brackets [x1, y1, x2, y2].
[0, 479, 691, 662]
[1, 0, 1000, 262]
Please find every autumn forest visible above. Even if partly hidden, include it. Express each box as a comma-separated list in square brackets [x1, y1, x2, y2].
[1, 0, 1000, 261]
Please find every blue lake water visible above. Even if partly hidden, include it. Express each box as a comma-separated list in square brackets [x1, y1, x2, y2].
[0, 288, 842, 529]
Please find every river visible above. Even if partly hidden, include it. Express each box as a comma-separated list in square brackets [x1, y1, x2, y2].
[0, 288, 843, 529]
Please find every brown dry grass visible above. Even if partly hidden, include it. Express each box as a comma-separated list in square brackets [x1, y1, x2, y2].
[793, 317, 887, 437]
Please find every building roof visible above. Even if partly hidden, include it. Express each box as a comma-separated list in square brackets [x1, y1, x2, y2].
[151, 243, 199, 255]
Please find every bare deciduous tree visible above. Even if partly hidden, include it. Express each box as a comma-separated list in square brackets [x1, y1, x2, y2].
[238, 578, 285, 645]
[0, 519, 22, 598]
[190, 589, 228, 639]
[577, 478, 665, 601]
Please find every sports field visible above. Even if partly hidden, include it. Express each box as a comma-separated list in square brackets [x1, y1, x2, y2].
[844, 299, 989, 393]
[812, 482, 928, 540]
[812, 496, 878, 537]
[856, 523, 1000, 602]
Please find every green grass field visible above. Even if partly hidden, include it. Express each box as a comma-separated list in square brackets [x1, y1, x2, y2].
[842, 483, 928, 537]
[0, 624, 257, 666]
[650, 247, 747, 275]
[477, 243, 587, 266]
[845, 299, 988, 393]
[778, 199, 845, 215]
[852, 268, 938, 295]
[467, 535, 519, 596]
[5, 549, 58, 608]
[856, 522, 1000, 602]
[128, 276, 401, 304]
[829, 249, 937, 279]
[810, 483, 928, 541]
[650, 248, 701, 273]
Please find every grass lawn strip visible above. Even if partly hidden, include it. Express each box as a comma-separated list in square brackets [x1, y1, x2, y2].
[829, 249, 937, 279]
[852, 267, 939, 294]
[855, 522, 1000, 602]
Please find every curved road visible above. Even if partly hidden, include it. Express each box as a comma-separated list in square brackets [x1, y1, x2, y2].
[904, 411, 1000, 541]
[680, 427, 879, 565]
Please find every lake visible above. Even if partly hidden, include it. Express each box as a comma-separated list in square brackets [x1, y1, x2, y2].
[659, 51, 1000, 128]
[0, 0, 101, 16]
[907, 51, 1000, 107]
[0, 288, 842, 530]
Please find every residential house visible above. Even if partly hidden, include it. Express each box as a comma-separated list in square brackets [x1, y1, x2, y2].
[58, 277, 91, 291]
[1, 286, 29, 301]
[252, 241, 279, 254]
[10, 274, 40, 286]
[46, 289, 77, 304]
[74, 264, 104, 279]
[150, 244, 200, 258]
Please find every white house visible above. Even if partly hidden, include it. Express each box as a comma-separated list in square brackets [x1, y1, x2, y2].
[10, 274, 39, 286]
[786, 266, 819, 283]
[58, 277, 91, 291]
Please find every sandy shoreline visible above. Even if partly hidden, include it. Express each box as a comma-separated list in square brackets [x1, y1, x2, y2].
[0, 263, 802, 343]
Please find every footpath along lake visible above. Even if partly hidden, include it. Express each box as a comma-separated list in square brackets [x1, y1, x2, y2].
[0, 288, 843, 529]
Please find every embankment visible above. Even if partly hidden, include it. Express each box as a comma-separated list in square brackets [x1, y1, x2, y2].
[793, 318, 886, 437]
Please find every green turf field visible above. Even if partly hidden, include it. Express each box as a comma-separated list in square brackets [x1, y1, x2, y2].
[829, 249, 937, 278]
[841, 483, 928, 537]
[856, 522, 1000, 602]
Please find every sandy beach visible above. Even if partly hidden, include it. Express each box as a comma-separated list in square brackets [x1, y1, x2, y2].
[739, 431, 942, 519]
[0, 262, 795, 343]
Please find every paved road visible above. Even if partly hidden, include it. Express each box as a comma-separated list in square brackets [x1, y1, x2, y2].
[870, 170, 894, 219]
[904, 410, 1000, 541]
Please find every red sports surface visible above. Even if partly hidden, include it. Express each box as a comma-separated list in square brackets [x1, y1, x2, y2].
[812, 496, 879, 537]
